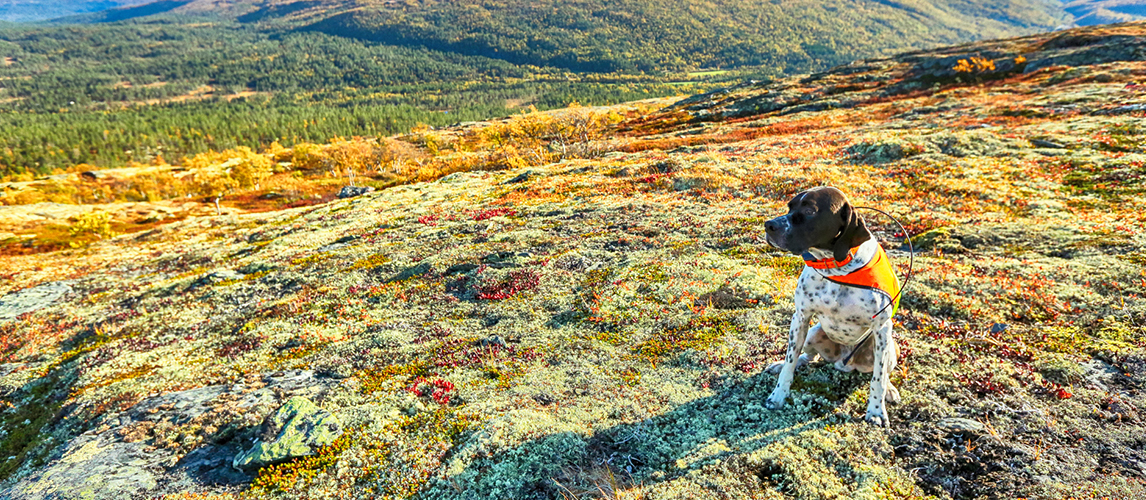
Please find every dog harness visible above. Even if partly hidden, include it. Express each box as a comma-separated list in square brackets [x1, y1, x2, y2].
[803, 244, 901, 317]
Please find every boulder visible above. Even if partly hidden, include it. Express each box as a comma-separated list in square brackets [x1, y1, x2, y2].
[337, 186, 374, 198]
[232, 397, 343, 471]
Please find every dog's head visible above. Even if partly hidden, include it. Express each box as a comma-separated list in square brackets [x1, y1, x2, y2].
[764, 186, 872, 262]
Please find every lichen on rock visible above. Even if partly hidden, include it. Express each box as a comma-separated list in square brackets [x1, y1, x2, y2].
[232, 396, 344, 471]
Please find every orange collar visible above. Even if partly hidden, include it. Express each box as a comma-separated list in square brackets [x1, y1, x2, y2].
[802, 245, 861, 270]
[804, 244, 902, 318]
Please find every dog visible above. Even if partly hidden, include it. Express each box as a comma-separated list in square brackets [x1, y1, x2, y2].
[762, 186, 902, 427]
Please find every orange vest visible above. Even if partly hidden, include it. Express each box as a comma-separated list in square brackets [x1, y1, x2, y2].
[803, 245, 901, 317]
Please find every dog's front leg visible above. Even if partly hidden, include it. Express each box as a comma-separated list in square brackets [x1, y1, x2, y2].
[865, 314, 895, 427]
[765, 310, 809, 410]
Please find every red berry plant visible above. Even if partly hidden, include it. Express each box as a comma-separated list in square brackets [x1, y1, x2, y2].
[406, 377, 457, 405]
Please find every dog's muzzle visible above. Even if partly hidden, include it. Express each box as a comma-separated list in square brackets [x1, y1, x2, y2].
[764, 216, 789, 250]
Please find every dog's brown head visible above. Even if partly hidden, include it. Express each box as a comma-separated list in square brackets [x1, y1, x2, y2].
[764, 186, 872, 262]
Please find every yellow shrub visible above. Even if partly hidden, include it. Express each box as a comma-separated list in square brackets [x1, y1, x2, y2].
[229, 154, 274, 189]
[1, 187, 47, 205]
[954, 56, 996, 74]
[69, 210, 116, 247]
[266, 141, 292, 163]
[326, 137, 392, 178]
[291, 143, 329, 171]
[194, 170, 239, 198]
[474, 104, 618, 167]
[408, 124, 449, 156]
[182, 147, 272, 192]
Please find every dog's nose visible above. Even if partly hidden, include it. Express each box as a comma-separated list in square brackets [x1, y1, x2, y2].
[765, 220, 779, 233]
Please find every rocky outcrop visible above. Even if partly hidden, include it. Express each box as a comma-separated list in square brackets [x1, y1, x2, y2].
[337, 185, 375, 198]
[232, 396, 344, 471]
[4, 371, 338, 499]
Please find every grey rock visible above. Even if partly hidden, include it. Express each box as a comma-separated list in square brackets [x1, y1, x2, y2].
[1030, 138, 1066, 149]
[3, 370, 336, 499]
[237, 262, 274, 275]
[553, 252, 591, 272]
[190, 270, 244, 289]
[936, 417, 985, 433]
[445, 263, 480, 275]
[1098, 103, 1146, 115]
[232, 396, 343, 471]
[5, 433, 158, 500]
[133, 384, 230, 423]
[1081, 358, 1123, 392]
[481, 251, 518, 268]
[316, 234, 358, 252]
[0, 281, 72, 320]
[989, 323, 1009, 334]
[505, 170, 537, 184]
[158, 441, 251, 493]
[337, 185, 374, 198]
[476, 335, 507, 349]
[385, 262, 433, 283]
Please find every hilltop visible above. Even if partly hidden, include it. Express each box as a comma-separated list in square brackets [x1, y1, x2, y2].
[1, 20, 1145, 500]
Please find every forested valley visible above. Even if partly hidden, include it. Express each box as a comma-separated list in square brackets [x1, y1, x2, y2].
[0, 0, 1075, 176]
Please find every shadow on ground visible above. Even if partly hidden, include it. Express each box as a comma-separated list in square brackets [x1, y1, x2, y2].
[434, 367, 873, 499]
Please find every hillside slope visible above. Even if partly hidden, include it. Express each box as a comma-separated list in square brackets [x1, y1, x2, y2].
[302, 0, 1068, 73]
[1, 21, 1145, 500]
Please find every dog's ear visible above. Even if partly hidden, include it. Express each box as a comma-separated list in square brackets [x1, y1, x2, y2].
[833, 202, 870, 262]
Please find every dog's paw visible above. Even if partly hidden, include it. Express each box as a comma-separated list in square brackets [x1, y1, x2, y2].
[767, 354, 811, 375]
[832, 359, 857, 373]
[864, 408, 890, 427]
[765, 389, 788, 410]
[886, 384, 901, 406]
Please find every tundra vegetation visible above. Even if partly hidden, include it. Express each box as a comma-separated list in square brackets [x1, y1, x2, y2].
[0, 20, 1145, 500]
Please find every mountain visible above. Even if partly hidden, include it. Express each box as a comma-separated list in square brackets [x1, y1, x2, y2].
[1, 20, 1144, 499]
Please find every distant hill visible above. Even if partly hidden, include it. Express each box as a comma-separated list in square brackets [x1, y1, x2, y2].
[0, 0, 153, 22]
[1065, 0, 1146, 25]
[53, 0, 1074, 73]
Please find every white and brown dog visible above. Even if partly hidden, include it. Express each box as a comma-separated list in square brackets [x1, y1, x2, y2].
[762, 187, 902, 426]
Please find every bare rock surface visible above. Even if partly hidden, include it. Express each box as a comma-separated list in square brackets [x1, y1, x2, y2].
[0, 281, 73, 320]
[5, 370, 337, 499]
